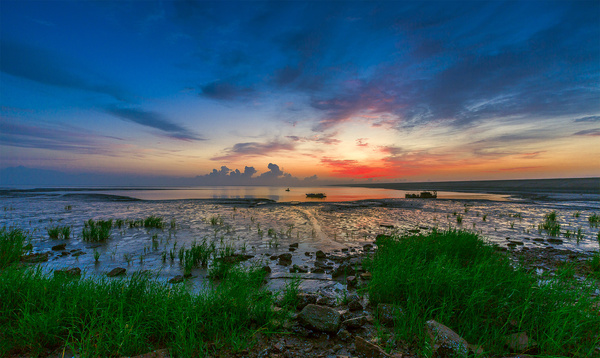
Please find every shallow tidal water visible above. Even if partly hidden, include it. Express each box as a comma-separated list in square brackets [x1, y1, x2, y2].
[1, 186, 599, 294]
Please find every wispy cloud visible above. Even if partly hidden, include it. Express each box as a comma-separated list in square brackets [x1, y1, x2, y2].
[0, 40, 127, 101]
[105, 107, 204, 141]
[573, 128, 600, 136]
[211, 140, 296, 161]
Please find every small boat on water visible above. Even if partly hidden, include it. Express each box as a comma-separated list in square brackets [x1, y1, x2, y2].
[306, 193, 326, 198]
[285, 188, 290, 192]
[405, 191, 437, 199]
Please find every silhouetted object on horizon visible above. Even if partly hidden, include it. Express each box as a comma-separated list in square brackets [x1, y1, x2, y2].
[306, 193, 326, 198]
[405, 191, 437, 199]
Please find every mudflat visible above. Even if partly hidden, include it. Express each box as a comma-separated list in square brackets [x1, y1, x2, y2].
[341, 177, 599, 195]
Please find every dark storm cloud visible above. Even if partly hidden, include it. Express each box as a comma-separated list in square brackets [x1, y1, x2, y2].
[106, 107, 203, 141]
[0, 40, 127, 101]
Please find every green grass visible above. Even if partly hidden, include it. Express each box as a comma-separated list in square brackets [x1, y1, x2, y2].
[47, 225, 71, 239]
[0, 228, 283, 356]
[82, 219, 112, 242]
[589, 213, 600, 228]
[143, 215, 165, 229]
[366, 230, 600, 356]
[538, 211, 561, 236]
[0, 227, 28, 269]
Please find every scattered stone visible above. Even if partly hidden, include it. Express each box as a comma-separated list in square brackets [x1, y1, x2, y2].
[363, 244, 373, 251]
[332, 263, 355, 278]
[107, 267, 126, 277]
[360, 272, 372, 280]
[21, 252, 49, 263]
[377, 303, 403, 327]
[127, 348, 171, 358]
[348, 298, 363, 311]
[296, 293, 318, 310]
[337, 328, 351, 341]
[355, 336, 390, 358]
[304, 252, 311, 256]
[278, 253, 293, 266]
[290, 264, 308, 273]
[51, 244, 66, 251]
[314, 261, 332, 269]
[408, 229, 420, 233]
[346, 275, 358, 287]
[168, 275, 184, 283]
[425, 320, 469, 357]
[297, 304, 341, 333]
[311, 267, 325, 273]
[547, 238, 563, 245]
[316, 250, 326, 258]
[341, 248, 349, 252]
[54, 267, 81, 278]
[532, 238, 545, 243]
[72, 251, 86, 257]
[262, 265, 272, 273]
[342, 316, 367, 329]
[316, 296, 335, 307]
[289, 243, 299, 248]
[504, 332, 537, 353]
[380, 223, 394, 229]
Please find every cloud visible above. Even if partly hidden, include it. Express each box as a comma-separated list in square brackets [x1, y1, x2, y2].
[573, 128, 600, 136]
[200, 80, 254, 101]
[106, 107, 203, 141]
[0, 40, 127, 101]
[211, 140, 296, 161]
[0, 119, 111, 154]
[574, 116, 600, 122]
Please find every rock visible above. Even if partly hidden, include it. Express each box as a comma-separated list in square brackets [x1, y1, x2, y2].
[337, 328, 351, 341]
[289, 243, 299, 248]
[316, 250, 326, 258]
[311, 267, 325, 273]
[377, 303, 403, 327]
[504, 332, 537, 353]
[355, 336, 390, 358]
[168, 275, 184, 283]
[107, 267, 127, 277]
[547, 238, 563, 245]
[360, 272, 372, 280]
[127, 348, 171, 358]
[316, 296, 336, 307]
[262, 265, 271, 273]
[54, 267, 81, 278]
[51, 244, 66, 251]
[348, 298, 363, 311]
[342, 315, 367, 329]
[72, 251, 86, 257]
[278, 253, 293, 266]
[314, 260, 332, 269]
[380, 223, 394, 229]
[21, 252, 49, 263]
[332, 263, 355, 278]
[297, 304, 341, 333]
[346, 275, 358, 287]
[290, 264, 308, 273]
[296, 293, 318, 310]
[363, 244, 373, 251]
[425, 320, 469, 357]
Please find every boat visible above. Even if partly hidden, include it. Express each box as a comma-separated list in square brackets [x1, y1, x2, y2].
[306, 193, 326, 198]
[405, 191, 437, 199]
[285, 188, 290, 192]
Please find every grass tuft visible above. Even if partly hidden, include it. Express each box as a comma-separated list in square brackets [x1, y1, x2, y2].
[82, 219, 112, 242]
[366, 230, 599, 356]
[538, 211, 561, 236]
[0, 228, 28, 269]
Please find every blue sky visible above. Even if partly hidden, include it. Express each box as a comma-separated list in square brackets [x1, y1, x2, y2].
[1, 0, 599, 185]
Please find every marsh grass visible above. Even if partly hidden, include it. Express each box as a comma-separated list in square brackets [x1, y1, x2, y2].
[47, 225, 71, 239]
[82, 219, 112, 242]
[366, 230, 600, 356]
[589, 213, 600, 228]
[0, 227, 27, 269]
[144, 215, 164, 229]
[538, 211, 561, 236]
[0, 263, 278, 357]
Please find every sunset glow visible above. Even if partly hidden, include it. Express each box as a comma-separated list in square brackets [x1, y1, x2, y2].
[1, 1, 599, 186]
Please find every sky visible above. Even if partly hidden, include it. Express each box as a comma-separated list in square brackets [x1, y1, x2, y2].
[1, 0, 599, 186]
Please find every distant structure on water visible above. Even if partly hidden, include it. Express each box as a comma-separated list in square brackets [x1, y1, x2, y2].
[405, 191, 437, 199]
[306, 193, 326, 198]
